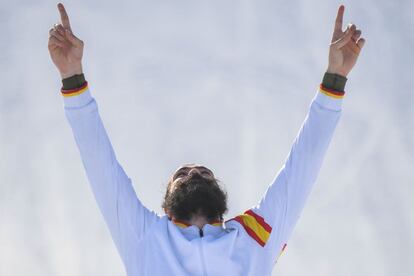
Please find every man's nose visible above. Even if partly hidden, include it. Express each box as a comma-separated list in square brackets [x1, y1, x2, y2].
[188, 168, 201, 176]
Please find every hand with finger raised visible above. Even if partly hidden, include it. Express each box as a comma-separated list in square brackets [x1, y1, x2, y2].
[48, 3, 84, 79]
[327, 5, 366, 78]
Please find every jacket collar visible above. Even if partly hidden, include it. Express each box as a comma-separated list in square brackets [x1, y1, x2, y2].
[172, 219, 223, 228]
[170, 219, 224, 240]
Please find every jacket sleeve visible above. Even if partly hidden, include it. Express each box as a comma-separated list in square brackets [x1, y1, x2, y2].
[239, 86, 344, 260]
[62, 84, 159, 265]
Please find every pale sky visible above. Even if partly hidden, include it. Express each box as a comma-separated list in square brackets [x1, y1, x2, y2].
[1, 0, 413, 275]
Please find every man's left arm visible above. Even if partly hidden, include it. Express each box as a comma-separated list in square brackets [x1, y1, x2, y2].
[232, 5, 366, 260]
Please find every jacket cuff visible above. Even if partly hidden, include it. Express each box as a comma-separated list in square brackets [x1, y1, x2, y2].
[314, 84, 344, 111]
[61, 82, 93, 108]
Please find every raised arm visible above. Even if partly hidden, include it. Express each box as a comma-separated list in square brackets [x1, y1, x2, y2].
[48, 3, 159, 264]
[234, 5, 365, 260]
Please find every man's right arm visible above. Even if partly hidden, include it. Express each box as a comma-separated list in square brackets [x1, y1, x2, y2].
[48, 3, 159, 264]
[62, 82, 159, 259]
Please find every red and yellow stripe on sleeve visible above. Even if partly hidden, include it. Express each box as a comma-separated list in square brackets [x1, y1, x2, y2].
[276, 243, 287, 262]
[61, 82, 88, 97]
[319, 84, 345, 99]
[231, 209, 272, 247]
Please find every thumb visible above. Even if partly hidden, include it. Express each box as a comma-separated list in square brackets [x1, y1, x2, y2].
[65, 29, 83, 46]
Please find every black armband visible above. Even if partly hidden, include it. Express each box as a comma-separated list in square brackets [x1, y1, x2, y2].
[62, 73, 86, 90]
[322, 72, 347, 92]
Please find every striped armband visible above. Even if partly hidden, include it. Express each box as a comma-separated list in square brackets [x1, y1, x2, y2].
[229, 209, 272, 247]
[319, 84, 345, 99]
[61, 81, 88, 97]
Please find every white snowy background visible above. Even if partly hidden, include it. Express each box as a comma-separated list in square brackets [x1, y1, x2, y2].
[1, 0, 413, 275]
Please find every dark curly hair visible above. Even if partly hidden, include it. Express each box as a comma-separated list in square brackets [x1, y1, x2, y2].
[162, 173, 228, 222]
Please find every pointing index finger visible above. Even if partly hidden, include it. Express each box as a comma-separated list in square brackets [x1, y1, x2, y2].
[335, 5, 345, 32]
[58, 3, 72, 31]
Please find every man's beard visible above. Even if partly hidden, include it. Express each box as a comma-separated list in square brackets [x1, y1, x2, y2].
[163, 174, 227, 222]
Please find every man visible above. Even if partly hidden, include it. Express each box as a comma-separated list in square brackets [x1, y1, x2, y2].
[48, 3, 365, 275]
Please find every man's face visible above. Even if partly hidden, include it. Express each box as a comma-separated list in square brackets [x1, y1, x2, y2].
[162, 164, 227, 222]
[170, 164, 215, 191]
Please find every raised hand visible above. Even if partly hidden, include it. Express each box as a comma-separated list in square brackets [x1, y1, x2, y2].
[48, 3, 84, 79]
[327, 5, 366, 77]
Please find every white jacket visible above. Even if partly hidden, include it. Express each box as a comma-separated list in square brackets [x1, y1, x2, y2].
[62, 83, 343, 276]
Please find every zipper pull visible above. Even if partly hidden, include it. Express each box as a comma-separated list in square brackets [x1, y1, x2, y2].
[199, 228, 204, 237]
